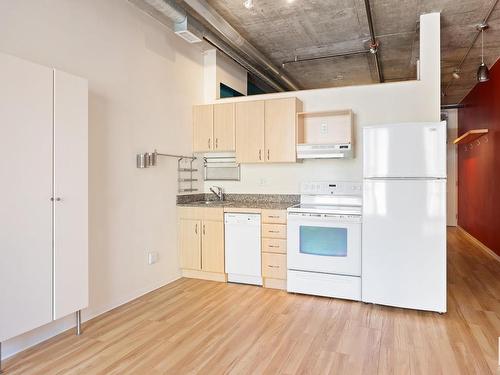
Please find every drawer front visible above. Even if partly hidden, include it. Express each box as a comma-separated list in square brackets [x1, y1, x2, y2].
[262, 223, 287, 239]
[177, 206, 202, 220]
[203, 207, 224, 221]
[262, 238, 286, 254]
[261, 209, 286, 224]
[262, 253, 286, 279]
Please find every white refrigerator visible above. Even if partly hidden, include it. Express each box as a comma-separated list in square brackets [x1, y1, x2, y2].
[362, 122, 447, 313]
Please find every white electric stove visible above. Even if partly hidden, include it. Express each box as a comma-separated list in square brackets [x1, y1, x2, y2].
[287, 181, 362, 301]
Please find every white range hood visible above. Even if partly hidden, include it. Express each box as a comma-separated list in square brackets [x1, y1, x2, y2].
[296, 143, 353, 159]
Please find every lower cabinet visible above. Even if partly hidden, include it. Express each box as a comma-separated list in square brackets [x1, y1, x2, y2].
[261, 209, 287, 290]
[179, 219, 201, 270]
[178, 207, 226, 282]
[201, 220, 225, 273]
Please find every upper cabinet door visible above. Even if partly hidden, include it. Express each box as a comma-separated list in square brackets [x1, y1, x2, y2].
[193, 105, 214, 152]
[53, 69, 88, 320]
[0, 53, 53, 342]
[213, 103, 235, 151]
[264, 98, 300, 163]
[236, 101, 265, 163]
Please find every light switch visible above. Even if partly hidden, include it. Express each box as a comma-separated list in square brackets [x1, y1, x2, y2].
[148, 251, 159, 265]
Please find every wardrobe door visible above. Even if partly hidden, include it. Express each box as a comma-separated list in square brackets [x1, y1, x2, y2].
[53, 70, 88, 320]
[0, 53, 53, 342]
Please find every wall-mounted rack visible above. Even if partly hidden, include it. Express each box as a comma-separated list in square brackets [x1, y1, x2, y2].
[136, 150, 198, 193]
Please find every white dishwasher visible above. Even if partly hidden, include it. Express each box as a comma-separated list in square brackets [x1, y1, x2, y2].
[224, 213, 262, 286]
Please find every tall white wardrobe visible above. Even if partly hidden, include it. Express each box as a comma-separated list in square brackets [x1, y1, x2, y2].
[0, 52, 88, 347]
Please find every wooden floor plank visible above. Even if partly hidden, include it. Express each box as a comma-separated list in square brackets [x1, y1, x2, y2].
[3, 227, 500, 374]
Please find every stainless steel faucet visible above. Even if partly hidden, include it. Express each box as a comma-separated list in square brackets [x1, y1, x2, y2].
[209, 186, 224, 201]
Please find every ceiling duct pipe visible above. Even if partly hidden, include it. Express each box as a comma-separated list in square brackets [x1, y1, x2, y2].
[133, 0, 289, 92]
[363, 0, 384, 83]
[182, 0, 301, 91]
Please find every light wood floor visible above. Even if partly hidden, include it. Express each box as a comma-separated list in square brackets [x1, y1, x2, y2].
[4, 228, 500, 374]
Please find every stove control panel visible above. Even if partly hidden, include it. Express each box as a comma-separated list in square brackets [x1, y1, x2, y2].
[300, 181, 362, 196]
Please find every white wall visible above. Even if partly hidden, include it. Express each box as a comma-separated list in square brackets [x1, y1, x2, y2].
[203, 49, 247, 102]
[0, 0, 203, 358]
[203, 13, 441, 193]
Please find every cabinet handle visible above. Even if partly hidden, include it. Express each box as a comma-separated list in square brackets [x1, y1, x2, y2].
[269, 245, 279, 248]
[215, 138, 218, 149]
[203, 224, 206, 235]
[268, 215, 280, 218]
[267, 265, 279, 268]
[50, 197, 62, 202]
[268, 230, 280, 233]
[208, 138, 211, 149]
[267, 149, 270, 160]
[195, 224, 198, 234]
[259, 149, 262, 160]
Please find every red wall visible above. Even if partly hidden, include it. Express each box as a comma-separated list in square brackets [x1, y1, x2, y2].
[458, 59, 500, 256]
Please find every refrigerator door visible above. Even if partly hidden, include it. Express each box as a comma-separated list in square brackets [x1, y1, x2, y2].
[362, 179, 447, 312]
[363, 122, 446, 178]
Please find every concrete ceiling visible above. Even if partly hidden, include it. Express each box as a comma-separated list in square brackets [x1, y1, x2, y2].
[191, 0, 500, 104]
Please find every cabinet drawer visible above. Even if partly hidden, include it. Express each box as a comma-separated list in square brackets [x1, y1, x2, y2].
[262, 253, 286, 279]
[262, 224, 286, 239]
[262, 238, 286, 254]
[203, 207, 224, 221]
[261, 209, 286, 224]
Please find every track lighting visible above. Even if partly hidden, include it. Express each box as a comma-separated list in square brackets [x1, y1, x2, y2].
[476, 23, 490, 82]
[452, 69, 460, 79]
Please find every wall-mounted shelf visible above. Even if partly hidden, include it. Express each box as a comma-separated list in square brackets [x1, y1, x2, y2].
[453, 129, 488, 145]
[297, 109, 353, 145]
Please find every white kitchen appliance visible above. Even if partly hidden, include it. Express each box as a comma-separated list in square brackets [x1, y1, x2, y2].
[362, 122, 447, 313]
[287, 181, 362, 300]
[224, 213, 262, 285]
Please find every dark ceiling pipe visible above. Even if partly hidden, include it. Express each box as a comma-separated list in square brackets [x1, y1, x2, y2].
[364, 0, 384, 83]
[282, 49, 371, 66]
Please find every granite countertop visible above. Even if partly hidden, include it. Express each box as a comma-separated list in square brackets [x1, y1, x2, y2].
[176, 193, 299, 210]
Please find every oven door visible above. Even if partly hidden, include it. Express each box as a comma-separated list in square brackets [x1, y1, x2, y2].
[287, 212, 361, 276]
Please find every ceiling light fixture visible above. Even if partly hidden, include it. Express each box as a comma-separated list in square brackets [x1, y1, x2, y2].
[477, 23, 490, 82]
[244, 0, 253, 9]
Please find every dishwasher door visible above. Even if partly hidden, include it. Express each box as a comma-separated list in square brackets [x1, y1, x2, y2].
[224, 213, 262, 285]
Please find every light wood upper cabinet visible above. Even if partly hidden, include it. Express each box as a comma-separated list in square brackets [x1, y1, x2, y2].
[235, 100, 265, 163]
[193, 105, 213, 152]
[201, 220, 225, 273]
[179, 219, 201, 270]
[213, 103, 235, 151]
[265, 98, 301, 163]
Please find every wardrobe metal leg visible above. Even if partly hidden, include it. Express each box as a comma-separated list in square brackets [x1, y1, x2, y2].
[76, 310, 82, 336]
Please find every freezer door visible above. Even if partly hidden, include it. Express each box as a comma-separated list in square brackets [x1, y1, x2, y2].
[362, 179, 447, 312]
[363, 122, 446, 178]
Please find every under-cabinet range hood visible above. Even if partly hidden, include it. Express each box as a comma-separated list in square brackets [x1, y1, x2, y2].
[296, 143, 353, 159]
[296, 109, 354, 159]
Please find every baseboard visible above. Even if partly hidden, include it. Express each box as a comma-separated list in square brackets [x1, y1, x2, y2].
[457, 226, 500, 262]
[182, 269, 227, 282]
[2, 275, 181, 360]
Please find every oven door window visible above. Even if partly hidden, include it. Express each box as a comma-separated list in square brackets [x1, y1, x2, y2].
[299, 226, 348, 257]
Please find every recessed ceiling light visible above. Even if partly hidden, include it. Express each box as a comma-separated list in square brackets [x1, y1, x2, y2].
[244, 0, 253, 9]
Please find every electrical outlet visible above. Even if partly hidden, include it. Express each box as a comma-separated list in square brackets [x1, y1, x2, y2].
[320, 123, 328, 134]
[148, 251, 159, 265]
[259, 178, 267, 186]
